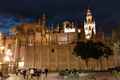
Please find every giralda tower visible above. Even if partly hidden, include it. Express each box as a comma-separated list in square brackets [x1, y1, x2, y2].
[84, 8, 96, 40]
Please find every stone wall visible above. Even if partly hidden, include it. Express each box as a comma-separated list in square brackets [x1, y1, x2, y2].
[22, 44, 117, 71]
[15, 32, 118, 71]
[23, 44, 80, 71]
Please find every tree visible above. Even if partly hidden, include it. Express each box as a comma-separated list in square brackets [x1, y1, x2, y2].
[73, 40, 113, 70]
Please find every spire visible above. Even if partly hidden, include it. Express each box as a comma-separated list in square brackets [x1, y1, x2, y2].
[42, 12, 47, 27]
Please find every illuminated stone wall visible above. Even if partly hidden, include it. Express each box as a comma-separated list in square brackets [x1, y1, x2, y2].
[14, 32, 118, 71]
[23, 44, 80, 71]
[22, 32, 79, 71]
[23, 44, 116, 71]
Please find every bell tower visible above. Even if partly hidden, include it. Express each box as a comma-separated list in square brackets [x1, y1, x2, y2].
[84, 8, 96, 40]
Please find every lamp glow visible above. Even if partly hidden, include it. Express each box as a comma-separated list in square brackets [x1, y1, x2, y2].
[18, 61, 24, 68]
[4, 56, 10, 62]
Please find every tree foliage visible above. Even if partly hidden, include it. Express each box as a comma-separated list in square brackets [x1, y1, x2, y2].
[73, 40, 113, 60]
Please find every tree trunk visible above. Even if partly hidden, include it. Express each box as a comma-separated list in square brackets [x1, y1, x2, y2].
[85, 59, 89, 71]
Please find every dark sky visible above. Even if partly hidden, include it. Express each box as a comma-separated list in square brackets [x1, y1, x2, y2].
[0, 0, 120, 35]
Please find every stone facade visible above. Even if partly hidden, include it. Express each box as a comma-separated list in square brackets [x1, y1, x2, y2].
[13, 30, 116, 71]
[16, 31, 80, 71]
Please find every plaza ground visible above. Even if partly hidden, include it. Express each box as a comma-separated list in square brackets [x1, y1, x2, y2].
[6, 72, 120, 80]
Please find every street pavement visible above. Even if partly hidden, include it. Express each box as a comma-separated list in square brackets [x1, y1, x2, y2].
[5, 72, 120, 80]
[6, 73, 62, 80]
[6, 74, 25, 80]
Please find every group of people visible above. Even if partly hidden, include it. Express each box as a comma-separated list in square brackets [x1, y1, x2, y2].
[16, 68, 48, 80]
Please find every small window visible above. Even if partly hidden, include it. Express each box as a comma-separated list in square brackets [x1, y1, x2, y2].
[51, 49, 55, 53]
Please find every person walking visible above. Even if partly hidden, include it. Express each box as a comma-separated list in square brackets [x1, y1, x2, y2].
[30, 68, 34, 79]
[35, 69, 41, 80]
[23, 69, 26, 79]
[44, 68, 48, 77]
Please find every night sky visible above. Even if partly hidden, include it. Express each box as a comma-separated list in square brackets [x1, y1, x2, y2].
[0, 0, 120, 35]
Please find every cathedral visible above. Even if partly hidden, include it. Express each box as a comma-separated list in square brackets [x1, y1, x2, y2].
[0, 8, 117, 72]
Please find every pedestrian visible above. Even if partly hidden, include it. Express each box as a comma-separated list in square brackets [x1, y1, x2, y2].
[23, 69, 26, 79]
[30, 68, 34, 79]
[36, 69, 41, 80]
[38, 69, 42, 77]
[32, 68, 37, 80]
[41, 69, 45, 80]
[26, 69, 29, 80]
[17, 69, 20, 76]
[44, 68, 48, 77]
